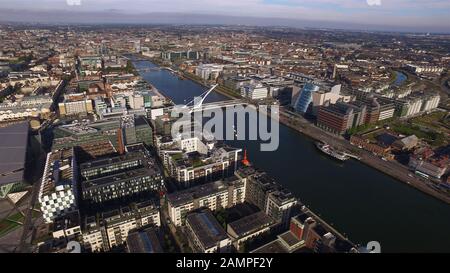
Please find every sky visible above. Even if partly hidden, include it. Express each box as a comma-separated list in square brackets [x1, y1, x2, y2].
[0, 0, 449, 32]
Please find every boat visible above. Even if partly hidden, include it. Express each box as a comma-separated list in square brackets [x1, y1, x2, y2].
[315, 142, 349, 162]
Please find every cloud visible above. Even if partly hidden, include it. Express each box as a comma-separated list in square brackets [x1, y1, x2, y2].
[366, 0, 382, 6]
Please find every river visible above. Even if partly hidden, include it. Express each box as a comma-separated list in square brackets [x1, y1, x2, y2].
[133, 59, 450, 253]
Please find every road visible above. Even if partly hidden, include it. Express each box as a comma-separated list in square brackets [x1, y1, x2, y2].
[278, 108, 450, 205]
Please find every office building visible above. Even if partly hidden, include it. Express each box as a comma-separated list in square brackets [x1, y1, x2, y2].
[241, 84, 268, 100]
[38, 148, 79, 223]
[291, 83, 320, 113]
[317, 102, 366, 135]
[195, 64, 224, 81]
[266, 189, 298, 229]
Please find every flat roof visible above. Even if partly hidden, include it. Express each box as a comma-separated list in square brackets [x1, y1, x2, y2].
[186, 210, 228, 249]
[82, 166, 156, 189]
[167, 178, 242, 207]
[80, 152, 143, 171]
[0, 122, 29, 186]
[127, 227, 163, 253]
[228, 211, 273, 237]
[279, 231, 302, 248]
[251, 239, 288, 254]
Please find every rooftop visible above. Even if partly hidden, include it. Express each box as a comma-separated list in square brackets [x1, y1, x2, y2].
[186, 210, 229, 250]
[82, 166, 157, 190]
[228, 211, 274, 238]
[40, 148, 74, 196]
[167, 177, 243, 207]
[0, 122, 29, 186]
[251, 239, 288, 254]
[127, 227, 164, 253]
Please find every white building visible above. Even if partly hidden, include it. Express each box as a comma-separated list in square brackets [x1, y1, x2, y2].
[195, 64, 224, 81]
[265, 190, 297, 229]
[405, 98, 424, 117]
[167, 178, 246, 226]
[241, 84, 268, 100]
[38, 148, 78, 223]
[82, 201, 161, 252]
[406, 64, 444, 75]
[421, 94, 441, 112]
[129, 93, 145, 109]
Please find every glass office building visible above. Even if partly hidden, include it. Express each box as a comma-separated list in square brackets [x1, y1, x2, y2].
[292, 83, 320, 114]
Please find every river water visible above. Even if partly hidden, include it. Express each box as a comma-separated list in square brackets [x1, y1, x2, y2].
[133, 59, 450, 253]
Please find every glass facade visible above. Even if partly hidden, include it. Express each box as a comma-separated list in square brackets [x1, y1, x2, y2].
[292, 83, 320, 114]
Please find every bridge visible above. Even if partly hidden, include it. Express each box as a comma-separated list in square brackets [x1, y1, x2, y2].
[164, 84, 247, 113]
[166, 99, 247, 113]
[137, 67, 162, 73]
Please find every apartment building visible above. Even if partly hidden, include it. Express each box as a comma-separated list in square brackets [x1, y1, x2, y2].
[82, 201, 161, 252]
[185, 209, 231, 253]
[167, 176, 246, 226]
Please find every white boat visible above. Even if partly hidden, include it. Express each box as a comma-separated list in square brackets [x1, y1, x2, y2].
[315, 142, 349, 161]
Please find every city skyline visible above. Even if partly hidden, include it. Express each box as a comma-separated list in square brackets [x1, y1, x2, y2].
[0, 0, 449, 33]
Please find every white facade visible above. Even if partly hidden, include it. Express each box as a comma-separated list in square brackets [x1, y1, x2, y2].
[379, 108, 395, 121]
[168, 180, 246, 226]
[59, 100, 93, 116]
[82, 208, 161, 252]
[241, 84, 268, 100]
[196, 64, 224, 81]
[130, 94, 145, 109]
[421, 95, 440, 112]
[406, 64, 444, 74]
[38, 151, 78, 223]
[406, 98, 424, 117]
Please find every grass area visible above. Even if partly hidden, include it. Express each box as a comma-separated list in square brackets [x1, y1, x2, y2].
[7, 212, 25, 223]
[390, 122, 447, 147]
[32, 210, 41, 219]
[103, 60, 137, 75]
[411, 111, 449, 131]
[347, 118, 394, 136]
[191, 158, 205, 168]
[0, 219, 21, 237]
[170, 153, 183, 161]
